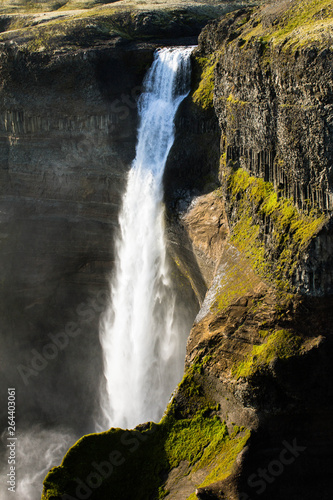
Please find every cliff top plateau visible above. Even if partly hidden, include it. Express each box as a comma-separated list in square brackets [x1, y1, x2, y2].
[0, 0, 260, 52]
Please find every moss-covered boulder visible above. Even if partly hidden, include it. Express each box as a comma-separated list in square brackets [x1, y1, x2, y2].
[42, 395, 250, 500]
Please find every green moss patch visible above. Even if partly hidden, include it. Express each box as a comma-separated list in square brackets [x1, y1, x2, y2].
[176, 354, 214, 404]
[192, 54, 217, 110]
[226, 93, 248, 107]
[42, 393, 247, 500]
[186, 430, 250, 500]
[232, 329, 302, 379]
[164, 410, 228, 469]
[226, 167, 326, 293]
[238, 0, 333, 50]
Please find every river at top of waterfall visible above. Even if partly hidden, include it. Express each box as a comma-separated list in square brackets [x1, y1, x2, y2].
[98, 46, 193, 430]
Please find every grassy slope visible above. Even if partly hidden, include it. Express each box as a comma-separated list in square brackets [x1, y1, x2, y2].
[0, 0, 257, 14]
[0, 1, 258, 51]
[233, 0, 333, 50]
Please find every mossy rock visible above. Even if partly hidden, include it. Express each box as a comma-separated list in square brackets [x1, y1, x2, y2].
[41, 363, 250, 500]
[191, 53, 217, 110]
[232, 328, 303, 379]
[223, 166, 327, 293]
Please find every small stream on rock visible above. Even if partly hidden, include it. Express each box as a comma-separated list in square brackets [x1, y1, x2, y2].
[98, 47, 193, 430]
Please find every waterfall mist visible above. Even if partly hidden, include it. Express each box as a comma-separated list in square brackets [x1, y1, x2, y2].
[0, 427, 76, 500]
[99, 47, 194, 430]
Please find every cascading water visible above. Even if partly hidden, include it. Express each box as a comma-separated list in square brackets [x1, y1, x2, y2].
[99, 47, 193, 430]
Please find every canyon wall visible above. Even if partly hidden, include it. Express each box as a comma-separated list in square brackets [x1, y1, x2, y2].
[169, 3, 333, 499]
[0, 35, 182, 437]
[0, 1, 249, 437]
[0, 43, 145, 433]
[197, 5, 333, 297]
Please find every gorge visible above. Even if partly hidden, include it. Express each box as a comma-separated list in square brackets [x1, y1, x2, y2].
[0, 0, 332, 499]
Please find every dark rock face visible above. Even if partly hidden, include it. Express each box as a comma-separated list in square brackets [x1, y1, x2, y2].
[164, 89, 220, 210]
[195, 9, 333, 296]
[198, 11, 333, 213]
[214, 43, 333, 210]
[171, 7, 333, 499]
[0, 41, 157, 433]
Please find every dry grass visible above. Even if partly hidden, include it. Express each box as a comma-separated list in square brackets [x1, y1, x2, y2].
[239, 0, 333, 50]
[0, 0, 259, 46]
[0, 0, 257, 14]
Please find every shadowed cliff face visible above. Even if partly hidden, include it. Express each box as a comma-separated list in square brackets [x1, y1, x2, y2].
[0, 41, 159, 433]
[193, 3, 333, 296]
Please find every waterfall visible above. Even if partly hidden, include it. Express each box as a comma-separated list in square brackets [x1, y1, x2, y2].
[99, 47, 193, 430]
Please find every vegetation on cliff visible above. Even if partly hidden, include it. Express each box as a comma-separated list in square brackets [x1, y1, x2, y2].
[193, 0, 333, 52]
[192, 54, 216, 110]
[232, 328, 303, 379]
[189, 0, 333, 294]
[0, 0, 255, 51]
[42, 371, 250, 500]
[225, 166, 327, 293]
[243, 0, 333, 50]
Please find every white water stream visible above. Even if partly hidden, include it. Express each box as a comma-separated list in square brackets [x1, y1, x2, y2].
[99, 47, 193, 430]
